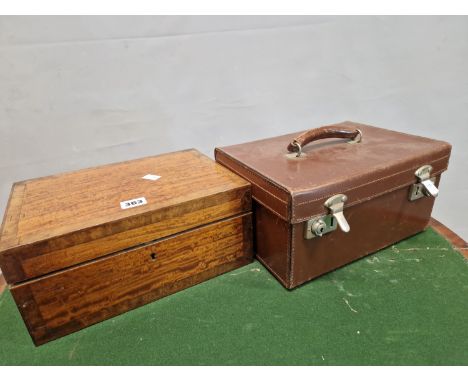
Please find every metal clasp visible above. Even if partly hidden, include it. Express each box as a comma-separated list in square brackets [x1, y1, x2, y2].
[347, 129, 363, 144]
[324, 194, 350, 233]
[291, 140, 302, 157]
[409, 165, 439, 201]
[304, 194, 350, 239]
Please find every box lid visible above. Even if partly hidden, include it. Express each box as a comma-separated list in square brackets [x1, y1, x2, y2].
[0, 149, 251, 284]
[215, 121, 451, 224]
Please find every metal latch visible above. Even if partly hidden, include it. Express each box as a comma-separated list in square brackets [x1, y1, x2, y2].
[409, 165, 439, 201]
[304, 194, 351, 239]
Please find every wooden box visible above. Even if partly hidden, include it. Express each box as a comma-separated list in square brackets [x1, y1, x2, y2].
[216, 122, 451, 289]
[0, 149, 253, 345]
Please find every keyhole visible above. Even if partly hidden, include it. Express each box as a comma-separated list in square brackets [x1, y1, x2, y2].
[150, 252, 157, 261]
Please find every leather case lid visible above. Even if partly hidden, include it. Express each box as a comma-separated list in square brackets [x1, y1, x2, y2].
[215, 121, 451, 224]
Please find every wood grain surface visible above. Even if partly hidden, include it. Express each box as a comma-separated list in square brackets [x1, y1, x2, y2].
[0, 149, 251, 284]
[430, 218, 467, 259]
[11, 213, 253, 345]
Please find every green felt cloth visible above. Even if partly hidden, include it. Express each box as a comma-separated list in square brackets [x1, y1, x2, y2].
[0, 228, 467, 365]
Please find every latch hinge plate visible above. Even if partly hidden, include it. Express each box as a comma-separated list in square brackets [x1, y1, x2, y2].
[409, 165, 439, 201]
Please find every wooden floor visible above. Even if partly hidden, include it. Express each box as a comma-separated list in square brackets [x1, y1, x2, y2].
[0, 218, 465, 297]
[430, 218, 468, 259]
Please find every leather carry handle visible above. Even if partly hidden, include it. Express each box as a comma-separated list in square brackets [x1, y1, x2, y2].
[287, 125, 362, 157]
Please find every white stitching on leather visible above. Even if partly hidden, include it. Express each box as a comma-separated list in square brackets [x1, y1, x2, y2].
[216, 148, 450, 225]
[295, 156, 449, 206]
[216, 156, 289, 205]
[251, 196, 287, 221]
[290, 223, 295, 286]
[291, 155, 449, 220]
[256, 255, 289, 288]
[292, 170, 446, 223]
[216, 150, 290, 196]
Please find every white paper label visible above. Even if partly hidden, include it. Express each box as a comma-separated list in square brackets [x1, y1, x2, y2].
[120, 197, 147, 210]
[142, 174, 161, 181]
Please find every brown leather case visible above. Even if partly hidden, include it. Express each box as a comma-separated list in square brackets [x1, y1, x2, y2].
[215, 121, 451, 289]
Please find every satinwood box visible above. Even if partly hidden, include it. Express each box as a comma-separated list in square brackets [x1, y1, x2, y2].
[0, 149, 253, 345]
